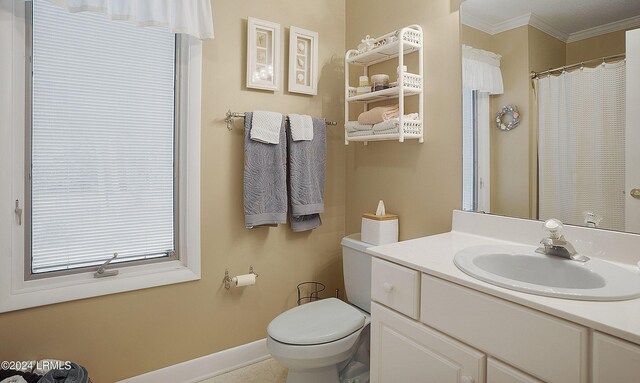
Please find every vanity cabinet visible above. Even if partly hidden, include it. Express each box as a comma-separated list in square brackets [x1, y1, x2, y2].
[371, 258, 420, 319]
[420, 274, 588, 383]
[370, 257, 640, 383]
[371, 301, 485, 383]
[487, 358, 543, 383]
[592, 332, 640, 382]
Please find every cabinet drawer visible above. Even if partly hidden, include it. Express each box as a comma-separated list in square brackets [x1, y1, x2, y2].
[371, 302, 485, 383]
[420, 274, 588, 383]
[488, 358, 543, 383]
[592, 332, 640, 383]
[371, 258, 420, 319]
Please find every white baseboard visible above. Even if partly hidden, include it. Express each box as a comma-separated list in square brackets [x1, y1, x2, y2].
[118, 338, 270, 383]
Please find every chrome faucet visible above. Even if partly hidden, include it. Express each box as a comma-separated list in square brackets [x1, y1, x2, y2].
[535, 219, 589, 262]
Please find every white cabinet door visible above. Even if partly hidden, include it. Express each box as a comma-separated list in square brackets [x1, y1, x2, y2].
[371, 302, 485, 383]
[420, 274, 588, 383]
[487, 358, 543, 383]
[592, 332, 640, 383]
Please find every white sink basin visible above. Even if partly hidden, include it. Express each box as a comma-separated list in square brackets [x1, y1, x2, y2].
[454, 245, 640, 301]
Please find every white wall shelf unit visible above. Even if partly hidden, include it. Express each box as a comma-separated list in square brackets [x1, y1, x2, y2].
[344, 25, 424, 145]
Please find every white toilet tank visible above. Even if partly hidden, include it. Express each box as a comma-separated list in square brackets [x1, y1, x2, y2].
[341, 234, 373, 313]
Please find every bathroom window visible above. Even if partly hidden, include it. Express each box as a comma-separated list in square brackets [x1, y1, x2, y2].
[0, 0, 201, 312]
[462, 89, 490, 213]
[27, 0, 178, 276]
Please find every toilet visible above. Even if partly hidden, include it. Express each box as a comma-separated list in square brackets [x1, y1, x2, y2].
[267, 234, 372, 383]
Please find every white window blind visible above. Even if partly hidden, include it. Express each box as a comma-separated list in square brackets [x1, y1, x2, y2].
[30, 0, 177, 274]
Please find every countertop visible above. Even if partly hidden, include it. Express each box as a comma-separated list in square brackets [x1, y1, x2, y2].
[367, 230, 640, 345]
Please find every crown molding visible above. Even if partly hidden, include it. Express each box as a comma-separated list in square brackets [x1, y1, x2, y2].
[528, 14, 569, 42]
[462, 11, 639, 43]
[491, 13, 532, 35]
[567, 14, 640, 43]
[460, 11, 494, 35]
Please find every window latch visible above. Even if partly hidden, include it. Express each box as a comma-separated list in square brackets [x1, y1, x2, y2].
[94, 253, 119, 278]
[14, 199, 23, 226]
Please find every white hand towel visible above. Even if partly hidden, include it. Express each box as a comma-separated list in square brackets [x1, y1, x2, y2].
[345, 121, 373, 132]
[288, 114, 314, 141]
[251, 111, 284, 144]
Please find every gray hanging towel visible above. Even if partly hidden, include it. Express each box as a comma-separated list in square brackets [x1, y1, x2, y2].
[244, 112, 288, 228]
[287, 117, 326, 232]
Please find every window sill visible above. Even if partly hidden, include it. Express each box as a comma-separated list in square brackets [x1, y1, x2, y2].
[0, 260, 200, 313]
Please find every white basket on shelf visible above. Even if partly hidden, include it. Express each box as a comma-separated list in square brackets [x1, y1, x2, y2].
[348, 87, 357, 98]
[400, 27, 422, 46]
[402, 120, 422, 135]
[398, 73, 422, 91]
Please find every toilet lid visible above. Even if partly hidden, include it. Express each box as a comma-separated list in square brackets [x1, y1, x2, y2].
[267, 298, 366, 345]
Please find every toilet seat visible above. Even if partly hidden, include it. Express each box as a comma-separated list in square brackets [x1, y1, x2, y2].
[267, 298, 365, 345]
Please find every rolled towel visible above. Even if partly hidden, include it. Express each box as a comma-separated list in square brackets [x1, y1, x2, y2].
[345, 121, 373, 132]
[39, 363, 89, 383]
[0, 376, 28, 383]
[0, 370, 41, 383]
[288, 114, 314, 141]
[250, 111, 284, 144]
[357, 104, 399, 124]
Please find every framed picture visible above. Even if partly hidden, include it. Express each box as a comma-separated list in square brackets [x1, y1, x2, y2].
[247, 17, 281, 91]
[288, 27, 319, 95]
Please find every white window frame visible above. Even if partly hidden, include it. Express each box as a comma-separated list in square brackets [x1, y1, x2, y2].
[462, 89, 491, 213]
[0, 1, 201, 313]
[476, 92, 490, 213]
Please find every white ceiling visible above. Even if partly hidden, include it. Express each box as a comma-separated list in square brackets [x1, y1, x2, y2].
[462, 0, 640, 42]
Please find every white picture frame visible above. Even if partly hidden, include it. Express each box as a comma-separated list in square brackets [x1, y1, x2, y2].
[247, 17, 281, 91]
[288, 26, 319, 95]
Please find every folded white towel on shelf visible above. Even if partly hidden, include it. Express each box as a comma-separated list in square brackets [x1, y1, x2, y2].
[347, 129, 375, 137]
[374, 127, 399, 135]
[372, 119, 399, 132]
[251, 111, 284, 144]
[345, 121, 373, 132]
[288, 114, 314, 141]
[372, 113, 420, 131]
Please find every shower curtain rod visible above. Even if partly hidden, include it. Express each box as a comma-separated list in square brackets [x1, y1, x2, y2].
[530, 53, 626, 79]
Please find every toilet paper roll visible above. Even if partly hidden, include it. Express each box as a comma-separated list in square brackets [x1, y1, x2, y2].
[232, 274, 256, 287]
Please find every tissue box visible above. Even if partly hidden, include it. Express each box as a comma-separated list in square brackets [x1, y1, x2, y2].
[361, 213, 398, 245]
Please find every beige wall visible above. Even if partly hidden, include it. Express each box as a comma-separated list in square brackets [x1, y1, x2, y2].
[488, 26, 530, 219]
[345, 0, 462, 240]
[566, 29, 627, 63]
[461, 24, 492, 51]
[0, 1, 346, 382]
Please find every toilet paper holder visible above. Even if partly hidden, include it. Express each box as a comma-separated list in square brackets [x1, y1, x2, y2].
[223, 265, 259, 290]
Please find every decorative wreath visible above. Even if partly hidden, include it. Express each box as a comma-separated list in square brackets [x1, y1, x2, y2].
[496, 105, 521, 131]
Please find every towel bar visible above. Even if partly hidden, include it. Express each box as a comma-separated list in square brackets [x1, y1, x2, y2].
[225, 110, 338, 130]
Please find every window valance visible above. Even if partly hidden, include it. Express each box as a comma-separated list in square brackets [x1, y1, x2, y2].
[462, 44, 503, 95]
[42, 0, 214, 39]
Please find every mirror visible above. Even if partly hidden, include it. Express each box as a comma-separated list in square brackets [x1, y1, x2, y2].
[460, 0, 640, 234]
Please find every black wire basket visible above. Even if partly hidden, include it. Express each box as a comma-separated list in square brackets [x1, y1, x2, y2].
[297, 281, 326, 305]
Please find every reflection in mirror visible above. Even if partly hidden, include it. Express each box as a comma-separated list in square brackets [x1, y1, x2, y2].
[460, 0, 640, 234]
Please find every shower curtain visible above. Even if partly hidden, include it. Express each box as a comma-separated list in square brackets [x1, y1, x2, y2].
[537, 61, 626, 230]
